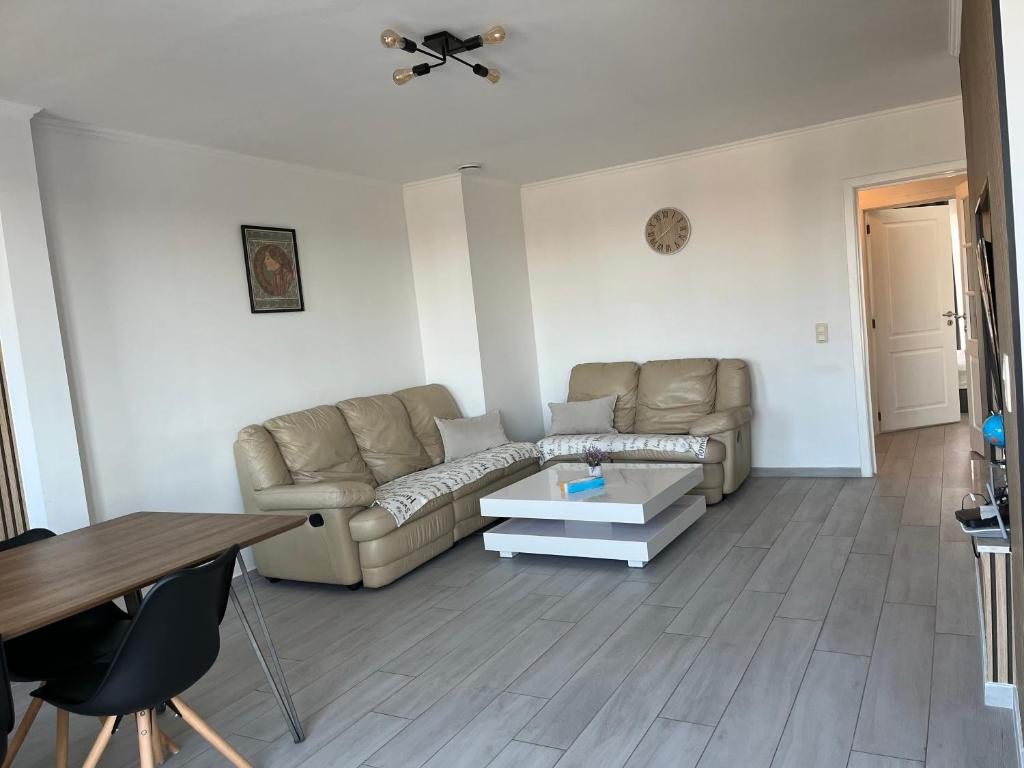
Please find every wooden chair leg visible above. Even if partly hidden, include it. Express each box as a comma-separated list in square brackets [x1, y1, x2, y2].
[1, 698, 43, 768]
[136, 710, 154, 768]
[82, 717, 117, 768]
[150, 713, 165, 766]
[55, 709, 69, 768]
[169, 698, 251, 768]
[160, 732, 180, 756]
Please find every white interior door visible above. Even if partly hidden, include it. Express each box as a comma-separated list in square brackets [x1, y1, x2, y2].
[955, 181, 986, 453]
[868, 206, 961, 432]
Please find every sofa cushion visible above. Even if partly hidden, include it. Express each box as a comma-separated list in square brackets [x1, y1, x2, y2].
[435, 411, 509, 461]
[373, 442, 540, 527]
[568, 362, 640, 433]
[263, 406, 376, 486]
[536, 433, 713, 464]
[349, 497, 452, 542]
[338, 395, 433, 484]
[635, 359, 718, 434]
[548, 395, 617, 435]
[394, 384, 462, 465]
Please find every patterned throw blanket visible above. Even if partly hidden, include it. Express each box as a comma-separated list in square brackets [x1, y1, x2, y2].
[375, 442, 541, 527]
[536, 433, 708, 464]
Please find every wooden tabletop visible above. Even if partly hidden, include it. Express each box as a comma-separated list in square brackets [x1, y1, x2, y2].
[0, 511, 304, 639]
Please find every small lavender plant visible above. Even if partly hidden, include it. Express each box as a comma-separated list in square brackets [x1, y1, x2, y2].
[581, 446, 609, 468]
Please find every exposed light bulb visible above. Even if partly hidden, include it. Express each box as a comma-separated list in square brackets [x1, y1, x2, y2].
[482, 25, 506, 44]
[485, 67, 501, 84]
[380, 29, 404, 49]
[393, 67, 414, 85]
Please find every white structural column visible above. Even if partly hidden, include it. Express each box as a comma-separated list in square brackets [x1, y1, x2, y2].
[404, 174, 543, 440]
[0, 102, 88, 532]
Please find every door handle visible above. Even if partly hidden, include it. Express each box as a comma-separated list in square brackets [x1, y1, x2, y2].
[942, 311, 965, 319]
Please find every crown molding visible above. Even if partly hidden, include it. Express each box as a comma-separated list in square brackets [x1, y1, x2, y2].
[0, 99, 41, 120]
[523, 96, 964, 191]
[32, 115, 398, 189]
[402, 173, 462, 192]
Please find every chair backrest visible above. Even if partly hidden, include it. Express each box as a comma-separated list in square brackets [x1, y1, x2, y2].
[0, 528, 56, 553]
[0, 641, 13, 764]
[82, 545, 239, 715]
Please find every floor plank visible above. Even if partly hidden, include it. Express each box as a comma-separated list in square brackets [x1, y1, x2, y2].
[622, 719, 712, 768]
[816, 553, 891, 657]
[664, 546, 766, 636]
[554, 634, 705, 768]
[852, 497, 903, 556]
[884, 526, 938, 606]
[936, 541, 981, 636]
[777, 535, 853, 621]
[852, 603, 935, 762]
[661, 591, 783, 726]
[768, 651, 868, 768]
[693, 617, 820, 768]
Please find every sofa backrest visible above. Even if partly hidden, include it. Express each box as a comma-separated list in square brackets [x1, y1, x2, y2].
[566, 358, 750, 435]
[567, 362, 640, 433]
[337, 394, 433, 484]
[263, 405, 376, 486]
[393, 384, 463, 465]
[635, 358, 718, 433]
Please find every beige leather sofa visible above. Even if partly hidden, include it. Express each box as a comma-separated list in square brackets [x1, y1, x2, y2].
[234, 384, 538, 588]
[545, 358, 752, 504]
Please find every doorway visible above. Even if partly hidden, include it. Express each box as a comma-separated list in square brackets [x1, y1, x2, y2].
[858, 173, 985, 454]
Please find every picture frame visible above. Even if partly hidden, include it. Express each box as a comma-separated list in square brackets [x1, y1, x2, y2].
[240, 225, 305, 313]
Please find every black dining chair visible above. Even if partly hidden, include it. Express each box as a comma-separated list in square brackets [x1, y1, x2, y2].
[1, 643, 13, 767]
[31, 545, 248, 768]
[0, 528, 135, 768]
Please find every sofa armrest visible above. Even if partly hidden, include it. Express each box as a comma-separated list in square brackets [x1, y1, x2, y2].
[253, 480, 376, 511]
[688, 406, 753, 437]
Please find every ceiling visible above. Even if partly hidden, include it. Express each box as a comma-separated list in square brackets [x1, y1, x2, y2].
[0, 0, 960, 184]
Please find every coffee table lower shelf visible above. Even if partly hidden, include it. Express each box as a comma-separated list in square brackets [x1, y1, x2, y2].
[482, 495, 706, 568]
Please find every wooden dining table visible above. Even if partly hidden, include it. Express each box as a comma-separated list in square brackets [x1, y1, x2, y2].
[0, 511, 307, 742]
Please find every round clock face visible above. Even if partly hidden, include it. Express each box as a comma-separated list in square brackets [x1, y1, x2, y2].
[645, 207, 691, 254]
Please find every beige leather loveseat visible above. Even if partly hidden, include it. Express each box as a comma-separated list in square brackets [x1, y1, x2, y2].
[234, 385, 538, 588]
[542, 359, 752, 503]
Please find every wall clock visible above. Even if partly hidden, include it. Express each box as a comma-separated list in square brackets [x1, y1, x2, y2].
[644, 207, 691, 254]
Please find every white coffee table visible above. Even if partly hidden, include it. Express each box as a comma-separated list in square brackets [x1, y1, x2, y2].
[480, 463, 705, 568]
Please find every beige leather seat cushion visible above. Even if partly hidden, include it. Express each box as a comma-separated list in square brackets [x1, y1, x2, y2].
[568, 362, 640, 433]
[394, 384, 462, 465]
[338, 394, 433, 484]
[263, 405, 376, 486]
[349, 492, 453, 541]
[635, 359, 718, 434]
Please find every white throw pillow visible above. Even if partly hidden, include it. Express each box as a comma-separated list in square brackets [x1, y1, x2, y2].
[547, 395, 618, 435]
[434, 411, 510, 462]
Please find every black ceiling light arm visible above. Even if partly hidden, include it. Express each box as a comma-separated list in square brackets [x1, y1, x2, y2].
[381, 26, 505, 85]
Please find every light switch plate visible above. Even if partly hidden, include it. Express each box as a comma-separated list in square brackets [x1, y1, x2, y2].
[815, 323, 829, 343]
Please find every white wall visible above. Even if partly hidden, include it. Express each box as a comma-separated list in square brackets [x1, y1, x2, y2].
[0, 102, 88, 532]
[403, 177, 487, 416]
[33, 122, 424, 522]
[522, 99, 967, 470]
[462, 176, 544, 440]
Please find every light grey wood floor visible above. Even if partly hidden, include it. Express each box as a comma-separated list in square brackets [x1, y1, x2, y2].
[8, 419, 1018, 768]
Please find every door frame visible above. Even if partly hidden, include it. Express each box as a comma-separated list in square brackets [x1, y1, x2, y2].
[843, 160, 967, 476]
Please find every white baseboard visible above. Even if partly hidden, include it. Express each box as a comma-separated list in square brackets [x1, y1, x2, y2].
[987, 681, 1016, 709]
[1011, 684, 1024, 768]
[749, 467, 863, 478]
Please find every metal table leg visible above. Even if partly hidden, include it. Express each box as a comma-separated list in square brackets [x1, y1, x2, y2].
[230, 553, 304, 742]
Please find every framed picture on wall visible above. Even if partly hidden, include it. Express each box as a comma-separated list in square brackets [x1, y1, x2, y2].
[240, 225, 305, 313]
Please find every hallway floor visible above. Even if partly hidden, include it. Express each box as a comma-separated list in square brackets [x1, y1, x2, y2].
[7, 418, 1019, 768]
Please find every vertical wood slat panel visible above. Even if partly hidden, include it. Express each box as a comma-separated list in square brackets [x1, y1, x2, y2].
[0, 342, 28, 540]
[978, 550, 1014, 685]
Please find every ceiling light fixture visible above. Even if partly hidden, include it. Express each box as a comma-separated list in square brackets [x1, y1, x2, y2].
[380, 26, 506, 86]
